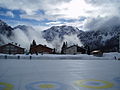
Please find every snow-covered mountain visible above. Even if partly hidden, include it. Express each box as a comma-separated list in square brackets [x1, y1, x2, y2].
[0, 19, 119, 52]
[78, 26, 120, 51]
[0, 20, 14, 44]
[42, 25, 119, 52]
[0, 20, 13, 37]
[42, 25, 82, 42]
[14, 25, 35, 31]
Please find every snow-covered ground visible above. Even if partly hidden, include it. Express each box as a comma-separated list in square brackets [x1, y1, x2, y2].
[0, 52, 120, 60]
[0, 59, 120, 90]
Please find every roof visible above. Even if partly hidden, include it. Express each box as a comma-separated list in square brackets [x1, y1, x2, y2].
[0, 43, 24, 49]
[65, 45, 86, 50]
[31, 44, 53, 50]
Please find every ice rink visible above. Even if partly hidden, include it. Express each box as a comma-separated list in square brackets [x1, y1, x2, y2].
[0, 59, 120, 90]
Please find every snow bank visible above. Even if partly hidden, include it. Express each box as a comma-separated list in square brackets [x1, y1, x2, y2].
[0, 52, 119, 60]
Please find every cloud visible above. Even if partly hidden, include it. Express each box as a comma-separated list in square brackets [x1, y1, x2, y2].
[0, 11, 14, 18]
[0, 34, 12, 44]
[63, 34, 83, 46]
[50, 34, 83, 52]
[85, 0, 120, 16]
[46, 21, 62, 26]
[83, 16, 120, 31]
[6, 11, 14, 17]
[82, 0, 120, 31]
[0, 0, 71, 15]
[20, 14, 60, 21]
[11, 27, 53, 50]
[11, 28, 30, 49]
[46, 0, 95, 20]
[85, 0, 120, 5]
[0, 0, 92, 21]
[1, 0, 120, 31]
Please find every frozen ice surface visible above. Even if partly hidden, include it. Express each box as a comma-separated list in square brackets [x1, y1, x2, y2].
[0, 52, 120, 90]
[0, 58, 120, 90]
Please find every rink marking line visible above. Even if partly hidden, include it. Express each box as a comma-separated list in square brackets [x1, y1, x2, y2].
[0, 82, 13, 90]
[26, 81, 66, 90]
[74, 79, 114, 89]
[39, 84, 55, 88]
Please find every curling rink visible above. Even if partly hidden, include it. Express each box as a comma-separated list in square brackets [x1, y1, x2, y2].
[0, 59, 120, 90]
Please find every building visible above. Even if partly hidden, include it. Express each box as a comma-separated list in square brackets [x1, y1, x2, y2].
[0, 43, 24, 54]
[30, 44, 53, 54]
[64, 45, 86, 54]
[91, 50, 103, 57]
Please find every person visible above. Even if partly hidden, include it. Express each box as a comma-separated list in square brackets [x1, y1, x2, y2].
[30, 56, 32, 59]
[18, 56, 20, 59]
[114, 56, 117, 60]
[5, 55, 7, 59]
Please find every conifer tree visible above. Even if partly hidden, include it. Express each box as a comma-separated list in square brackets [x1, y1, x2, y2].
[61, 42, 66, 54]
[32, 40, 36, 46]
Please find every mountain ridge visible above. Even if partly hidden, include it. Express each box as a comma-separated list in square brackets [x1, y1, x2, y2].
[0, 19, 119, 52]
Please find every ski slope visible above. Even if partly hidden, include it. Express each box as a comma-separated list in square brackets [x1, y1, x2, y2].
[0, 59, 120, 90]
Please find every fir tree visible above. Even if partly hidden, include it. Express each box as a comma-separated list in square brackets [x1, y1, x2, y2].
[61, 42, 67, 54]
[32, 40, 37, 46]
[29, 40, 37, 54]
[53, 48, 56, 54]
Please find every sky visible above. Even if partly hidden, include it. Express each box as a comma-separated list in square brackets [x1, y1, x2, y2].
[0, 0, 120, 31]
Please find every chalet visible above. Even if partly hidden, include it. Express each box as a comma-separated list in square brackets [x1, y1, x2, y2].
[0, 43, 24, 54]
[64, 45, 86, 54]
[30, 44, 53, 54]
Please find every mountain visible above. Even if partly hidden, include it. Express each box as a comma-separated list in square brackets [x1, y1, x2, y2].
[42, 25, 82, 42]
[77, 26, 120, 52]
[0, 20, 13, 37]
[0, 19, 119, 52]
[0, 20, 14, 44]
[42, 24, 119, 52]
[14, 25, 35, 31]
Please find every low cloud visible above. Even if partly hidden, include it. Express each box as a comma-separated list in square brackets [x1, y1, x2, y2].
[0, 34, 12, 44]
[11, 27, 53, 50]
[63, 34, 83, 46]
[50, 34, 83, 52]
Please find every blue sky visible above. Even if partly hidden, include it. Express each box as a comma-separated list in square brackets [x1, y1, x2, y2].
[0, 0, 120, 30]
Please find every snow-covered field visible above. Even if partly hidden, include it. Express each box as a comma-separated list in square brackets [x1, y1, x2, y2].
[0, 52, 120, 90]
